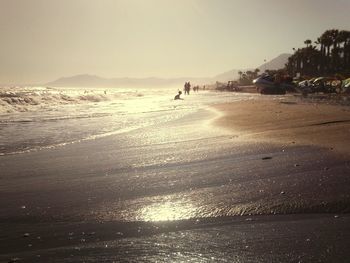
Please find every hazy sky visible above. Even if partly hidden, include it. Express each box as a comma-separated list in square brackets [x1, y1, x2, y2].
[1, 0, 350, 84]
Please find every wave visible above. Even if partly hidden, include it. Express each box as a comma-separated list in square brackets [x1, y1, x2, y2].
[0, 87, 145, 114]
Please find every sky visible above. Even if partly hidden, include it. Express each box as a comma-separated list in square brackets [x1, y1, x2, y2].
[0, 0, 350, 85]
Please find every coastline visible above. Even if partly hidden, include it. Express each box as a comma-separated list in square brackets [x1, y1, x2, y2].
[213, 96, 350, 156]
[2, 94, 350, 262]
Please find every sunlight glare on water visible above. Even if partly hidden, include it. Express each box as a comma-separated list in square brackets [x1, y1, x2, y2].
[0, 85, 255, 156]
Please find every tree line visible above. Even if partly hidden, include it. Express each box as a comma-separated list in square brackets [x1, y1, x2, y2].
[285, 29, 350, 78]
[237, 69, 260, 85]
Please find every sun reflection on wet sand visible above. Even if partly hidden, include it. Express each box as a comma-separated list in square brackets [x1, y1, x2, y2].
[138, 200, 197, 222]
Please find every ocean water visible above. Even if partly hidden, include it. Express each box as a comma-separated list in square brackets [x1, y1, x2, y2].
[0, 86, 254, 156]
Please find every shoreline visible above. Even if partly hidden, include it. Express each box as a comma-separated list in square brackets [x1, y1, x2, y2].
[2, 94, 350, 262]
[212, 95, 350, 156]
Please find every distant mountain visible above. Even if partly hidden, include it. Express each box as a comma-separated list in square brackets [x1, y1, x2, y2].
[46, 54, 292, 87]
[213, 69, 252, 83]
[213, 69, 237, 82]
[211, 53, 291, 83]
[47, 74, 213, 87]
[257, 53, 291, 71]
[47, 74, 109, 87]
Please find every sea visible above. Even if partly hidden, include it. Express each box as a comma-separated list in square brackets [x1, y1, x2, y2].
[0, 86, 255, 156]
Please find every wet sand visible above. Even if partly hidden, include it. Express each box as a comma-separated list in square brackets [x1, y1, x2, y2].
[1, 96, 350, 262]
[214, 97, 350, 155]
[2, 214, 350, 262]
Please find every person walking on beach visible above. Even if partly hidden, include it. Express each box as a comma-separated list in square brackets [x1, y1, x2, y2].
[184, 81, 191, 95]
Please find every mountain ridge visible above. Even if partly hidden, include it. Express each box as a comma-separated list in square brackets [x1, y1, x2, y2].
[47, 53, 291, 87]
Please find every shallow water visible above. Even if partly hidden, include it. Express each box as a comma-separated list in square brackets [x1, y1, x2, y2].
[0, 86, 255, 155]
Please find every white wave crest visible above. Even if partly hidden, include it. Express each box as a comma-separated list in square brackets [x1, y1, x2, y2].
[0, 87, 144, 114]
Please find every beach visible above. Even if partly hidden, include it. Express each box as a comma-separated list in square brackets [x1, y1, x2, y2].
[1, 90, 350, 262]
[214, 97, 350, 155]
[2, 0, 350, 261]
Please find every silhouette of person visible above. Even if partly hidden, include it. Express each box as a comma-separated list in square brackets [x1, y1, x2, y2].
[184, 82, 189, 95]
[174, 90, 183, 100]
[184, 82, 191, 95]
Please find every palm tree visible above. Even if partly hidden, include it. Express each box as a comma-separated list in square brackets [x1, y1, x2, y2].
[238, 71, 243, 81]
[322, 30, 333, 57]
[286, 56, 296, 76]
[344, 31, 350, 69]
[330, 29, 340, 72]
[254, 68, 260, 78]
[315, 37, 326, 74]
[330, 29, 340, 49]
[295, 49, 302, 75]
[320, 30, 334, 73]
[337, 30, 350, 70]
[246, 70, 254, 83]
[304, 39, 312, 47]
[286, 29, 350, 76]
